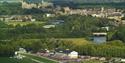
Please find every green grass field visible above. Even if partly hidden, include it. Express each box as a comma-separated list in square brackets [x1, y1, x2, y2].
[22, 54, 58, 63]
[0, 57, 38, 63]
[70, 60, 103, 63]
[0, 54, 58, 63]
[6, 21, 45, 26]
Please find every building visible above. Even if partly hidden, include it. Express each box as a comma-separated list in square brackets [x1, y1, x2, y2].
[45, 13, 55, 17]
[0, 15, 36, 22]
[0, 15, 11, 22]
[68, 51, 78, 59]
[48, 20, 64, 25]
[121, 20, 125, 24]
[54, 48, 79, 59]
[21, 0, 53, 9]
[107, 12, 124, 20]
[18, 48, 27, 53]
[43, 20, 64, 29]
[93, 33, 107, 43]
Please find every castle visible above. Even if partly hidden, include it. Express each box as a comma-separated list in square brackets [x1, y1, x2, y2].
[21, 0, 53, 9]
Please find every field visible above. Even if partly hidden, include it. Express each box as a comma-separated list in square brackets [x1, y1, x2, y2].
[58, 38, 92, 45]
[18, 38, 92, 46]
[0, 57, 103, 63]
[0, 57, 37, 63]
[82, 60, 103, 63]
[70, 60, 103, 63]
[6, 21, 45, 26]
[0, 54, 58, 63]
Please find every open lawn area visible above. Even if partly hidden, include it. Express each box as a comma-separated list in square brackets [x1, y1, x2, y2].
[81, 60, 103, 63]
[69, 60, 103, 63]
[0, 54, 58, 63]
[0, 57, 38, 63]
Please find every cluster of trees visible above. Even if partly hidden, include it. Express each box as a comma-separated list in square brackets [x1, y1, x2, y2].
[0, 42, 16, 57]
[74, 40, 125, 58]
[112, 25, 125, 42]
[0, 2, 22, 15]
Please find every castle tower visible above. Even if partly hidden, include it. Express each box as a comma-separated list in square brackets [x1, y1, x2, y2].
[100, 7, 105, 17]
[101, 7, 104, 13]
[42, 0, 44, 4]
[21, 0, 28, 9]
[20, 0, 25, 8]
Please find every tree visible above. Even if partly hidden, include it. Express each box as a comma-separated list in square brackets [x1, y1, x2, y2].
[114, 25, 125, 42]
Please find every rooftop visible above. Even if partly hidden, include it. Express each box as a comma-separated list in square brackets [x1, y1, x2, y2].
[93, 33, 107, 35]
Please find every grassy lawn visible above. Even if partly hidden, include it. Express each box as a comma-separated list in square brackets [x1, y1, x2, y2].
[70, 60, 103, 63]
[0, 54, 58, 63]
[22, 53, 58, 63]
[81, 60, 103, 63]
[0, 57, 37, 63]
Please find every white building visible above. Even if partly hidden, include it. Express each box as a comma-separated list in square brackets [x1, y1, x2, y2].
[18, 48, 27, 53]
[121, 59, 125, 62]
[68, 51, 78, 59]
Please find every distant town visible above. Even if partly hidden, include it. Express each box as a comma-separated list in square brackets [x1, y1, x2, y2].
[0, 0, 125, 24]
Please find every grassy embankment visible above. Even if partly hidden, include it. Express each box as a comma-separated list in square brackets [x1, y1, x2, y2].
[0, 53, 58, 63]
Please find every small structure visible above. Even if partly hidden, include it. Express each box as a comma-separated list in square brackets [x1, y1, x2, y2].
[18, 48, 27, 53]
[68, 51, 78, 59]
[55, 48, 78, 59]
[14, 54, 26, 60]
[48, 20, 64, 25]
[93, 32, 107, 43]
[99, 57, 106, 61]
[121, 20, 125, 24]
[45, 14, 55, 17]
[120, 59, 125, 62]
[14, 48, 26, 59]
[109, 58, 125, 63]
[101, 27, 109, 31]
[43, 20, 64, 29]
[43, 25, 55, 29]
